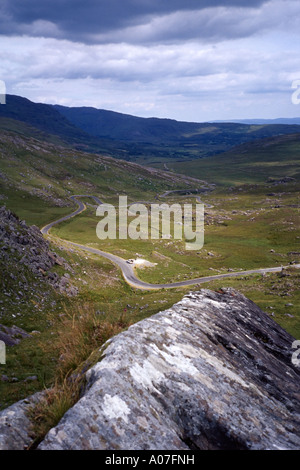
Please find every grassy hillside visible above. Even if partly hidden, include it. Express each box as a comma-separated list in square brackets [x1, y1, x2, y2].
[1, 94, 300, 165]
[54, 103, 300, 161]
[0, 95, 138, 158]
[164, 133, 300, 186]
[0, 128, 203, 226]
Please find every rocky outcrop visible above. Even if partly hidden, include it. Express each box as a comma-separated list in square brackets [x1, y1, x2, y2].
[267, 176, 296, 185]
[0, 206, 77, 296]
[35, 288, 300, 451]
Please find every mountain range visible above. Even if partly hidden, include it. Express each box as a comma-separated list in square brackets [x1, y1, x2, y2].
[214, 117, 300, 125]
[1, 94, 300, 163]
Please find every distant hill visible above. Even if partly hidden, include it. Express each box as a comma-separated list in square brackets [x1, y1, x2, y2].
[0, 95, 134, 157]
[54, 103, 300, 146]
[168, 132, 300, 186]
[54, 103, 300, 163]
[0, 95, 90, 142]
[214, 117, 300, 125]
[1, 94, 300, 163]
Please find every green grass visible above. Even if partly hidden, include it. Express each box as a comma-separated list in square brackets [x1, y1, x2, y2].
[161, 133, 300, 186]
[48, 185, 300, 286]
[200, 268, 300, 339]
[0, 238, 185, 411]
[0, 128, 201, 227]
[0, 185, 73, 227]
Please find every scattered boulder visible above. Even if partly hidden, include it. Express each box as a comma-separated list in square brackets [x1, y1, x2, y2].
[267, 176, 296, 185]
[0, 324, 31, 346]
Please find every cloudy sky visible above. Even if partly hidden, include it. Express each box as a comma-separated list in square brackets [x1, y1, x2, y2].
[1, 0, 300, 121]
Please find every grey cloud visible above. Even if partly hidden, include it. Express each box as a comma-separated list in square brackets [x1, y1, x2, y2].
[1, 0, 267, 43]
[100, 7, 267, 45]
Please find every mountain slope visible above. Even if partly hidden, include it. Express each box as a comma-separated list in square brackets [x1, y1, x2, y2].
[54, 103, 300, 154]
[0, 127, 204, 227]
[168, 132, 300, 186]
[0, 95, 136, 157]
[1, 94, 300, 164]
[0, 95, 89, 142]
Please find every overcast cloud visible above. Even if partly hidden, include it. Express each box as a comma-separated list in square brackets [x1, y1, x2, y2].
[0, 0, 300, 121]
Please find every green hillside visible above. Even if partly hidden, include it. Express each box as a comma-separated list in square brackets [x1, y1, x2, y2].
[1, 95, 300, 165]
[166, 133, 300, 186]
[54, 103, 300, 161]
[0, 95, 135, 157]
[0, 128, 200, 227]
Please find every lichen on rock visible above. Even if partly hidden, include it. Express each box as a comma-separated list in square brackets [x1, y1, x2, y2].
[35, 288, 300, 451]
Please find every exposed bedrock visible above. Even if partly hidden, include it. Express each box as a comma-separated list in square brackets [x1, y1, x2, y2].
[37, 288, 300, 450]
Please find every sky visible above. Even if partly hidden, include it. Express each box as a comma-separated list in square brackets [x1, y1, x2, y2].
[0, 0, 300, 122]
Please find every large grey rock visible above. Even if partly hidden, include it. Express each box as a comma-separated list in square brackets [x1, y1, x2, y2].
[38, 288, 300, 450]
[0, 392, 43, 450]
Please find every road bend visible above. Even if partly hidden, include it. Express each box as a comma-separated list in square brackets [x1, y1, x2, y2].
[41, 195, 300, 291]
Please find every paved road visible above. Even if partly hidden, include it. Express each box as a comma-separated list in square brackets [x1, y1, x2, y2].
[41, 195, 300, 291]
[41, 195, 103, 235]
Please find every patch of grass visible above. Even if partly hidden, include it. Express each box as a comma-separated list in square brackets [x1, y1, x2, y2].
[26, 302, 129, 447]
[199, 267, 300, 338]
[27, 375, 83, 449]
[0, 184, 73, 227]
[46, 303, 128, 378]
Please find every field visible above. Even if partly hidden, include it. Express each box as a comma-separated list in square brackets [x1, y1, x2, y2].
[48, 182, 300, 288]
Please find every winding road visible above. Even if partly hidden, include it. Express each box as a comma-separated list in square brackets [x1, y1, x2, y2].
[41, 195, 300, 291]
